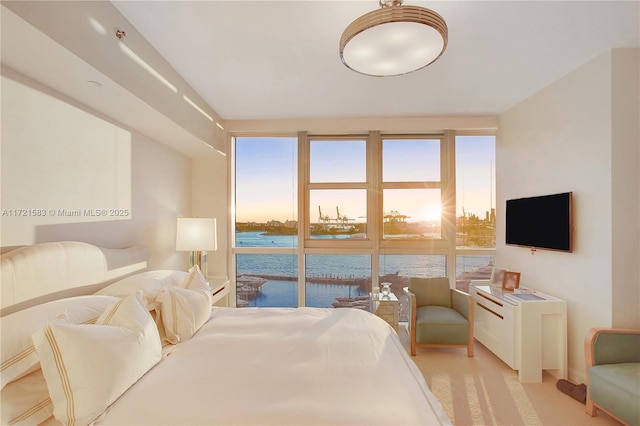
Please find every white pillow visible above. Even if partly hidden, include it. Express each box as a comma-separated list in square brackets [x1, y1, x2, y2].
[158, 265, 212, 344]
[0, 369, 53, 426]
[181, 265, 210, 291]
[158, 287, 212, 344]
[32, 292, 162, 426]
[0, 295, 119, 389]
[96, 269, 188, 300]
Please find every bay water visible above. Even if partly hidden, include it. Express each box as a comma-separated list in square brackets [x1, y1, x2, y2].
[236, 231, 492, 307]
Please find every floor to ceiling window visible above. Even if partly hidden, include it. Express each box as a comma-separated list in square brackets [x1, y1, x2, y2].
[234, 137, 298, 307]
[455, 134, 496, 294]
[304, 136, 371, 306]
[232, 132, 495, 312]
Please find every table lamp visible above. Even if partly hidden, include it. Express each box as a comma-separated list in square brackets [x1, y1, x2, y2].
[176, 218, 217, 278]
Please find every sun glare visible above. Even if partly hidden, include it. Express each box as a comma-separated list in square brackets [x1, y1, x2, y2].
[423, 205, 442, 222]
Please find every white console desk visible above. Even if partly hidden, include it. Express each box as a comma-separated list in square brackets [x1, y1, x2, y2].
[469, 282, 567, 383]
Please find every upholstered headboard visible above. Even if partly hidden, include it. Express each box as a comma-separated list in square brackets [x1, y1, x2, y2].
[0, 241, 148, 315]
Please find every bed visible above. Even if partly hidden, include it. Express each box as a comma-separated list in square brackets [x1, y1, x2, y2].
[1, 242, 451, 425]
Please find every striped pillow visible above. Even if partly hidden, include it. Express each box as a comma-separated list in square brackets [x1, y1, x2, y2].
[158, 286, 212, 344]
[0, 295, 119, 389]
[0, 369, 53, 426]
[32, 292, 162, 426]
[158, 265, 212, 344]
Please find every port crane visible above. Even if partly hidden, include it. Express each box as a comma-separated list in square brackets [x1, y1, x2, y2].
[335, 206, 354, 226]
[384, 210, 410, 223]
[318, 206, 331, 224]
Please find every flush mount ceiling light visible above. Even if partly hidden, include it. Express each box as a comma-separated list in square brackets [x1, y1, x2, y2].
[339, 0, 448, 77]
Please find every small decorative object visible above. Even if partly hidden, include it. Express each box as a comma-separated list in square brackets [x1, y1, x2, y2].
[502, 271, 521, 292]
[490, 267, 508, 286]
[381, 282, 392, 296]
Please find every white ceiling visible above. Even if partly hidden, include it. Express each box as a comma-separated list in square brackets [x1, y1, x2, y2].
[111, 1, 640, 121]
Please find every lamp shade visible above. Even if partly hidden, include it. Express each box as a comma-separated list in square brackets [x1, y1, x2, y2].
[176, 218, 217, 251]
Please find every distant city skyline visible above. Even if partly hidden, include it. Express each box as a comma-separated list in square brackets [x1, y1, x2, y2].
[235, 136, 495, 223]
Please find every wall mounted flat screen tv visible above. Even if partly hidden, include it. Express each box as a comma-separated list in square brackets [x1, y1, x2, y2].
[505, 192, 572, 252]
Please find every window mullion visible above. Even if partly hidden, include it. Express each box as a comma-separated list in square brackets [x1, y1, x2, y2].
[443, 131, 456, 282]
[369, 131, 381, 288]
[298, 131, 308, 306]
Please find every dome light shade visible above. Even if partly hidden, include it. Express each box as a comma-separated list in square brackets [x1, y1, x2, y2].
[340, 1, 448, 77]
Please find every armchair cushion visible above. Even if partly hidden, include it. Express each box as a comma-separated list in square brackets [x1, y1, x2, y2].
[409, 277, 451, 308]
[592, 332, 640, 365]
[451, 289, 471, 320]
[404, 279, 474, 357]
[588, 363, 640, 425]
[585, 328, 640, 425]
[415, 306, 470, 345]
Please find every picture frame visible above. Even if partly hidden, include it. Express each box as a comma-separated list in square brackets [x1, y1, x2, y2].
[502, 271, 521, 291]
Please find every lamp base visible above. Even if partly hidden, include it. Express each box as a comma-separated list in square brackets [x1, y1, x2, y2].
[189, 250, 208, 278]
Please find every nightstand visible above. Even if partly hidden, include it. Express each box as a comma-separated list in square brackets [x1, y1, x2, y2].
[370, 293, 399, 332]
[208, 277, 230, 307]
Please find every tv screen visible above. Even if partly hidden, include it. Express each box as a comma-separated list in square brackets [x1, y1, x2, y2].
[505, 192, 572, 252]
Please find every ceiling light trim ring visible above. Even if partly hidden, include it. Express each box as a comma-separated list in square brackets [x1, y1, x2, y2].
[340, 5, 448, 77]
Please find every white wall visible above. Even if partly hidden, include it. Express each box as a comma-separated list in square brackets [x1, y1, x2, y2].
[1, 68, 192, 270]
[610, 49, 640, 327]
[497, 48, 639, 383]
[2, 2, 226, 156]
[1, 73, 132, 228]
[192, 151, 229, 279]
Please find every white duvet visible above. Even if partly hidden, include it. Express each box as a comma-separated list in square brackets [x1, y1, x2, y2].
[97, 307, 450, 425]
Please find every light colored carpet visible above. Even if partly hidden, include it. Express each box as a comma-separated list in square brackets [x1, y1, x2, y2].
[397, 325, 619, 426]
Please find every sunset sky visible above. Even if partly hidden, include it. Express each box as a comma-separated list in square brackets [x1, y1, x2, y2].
[235, 136, 495, 223]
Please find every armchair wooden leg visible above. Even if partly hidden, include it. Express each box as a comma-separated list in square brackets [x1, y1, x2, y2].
[585, 399, 596, 416]
[467, 342, 474, 357]
[407, 322, 417, 356]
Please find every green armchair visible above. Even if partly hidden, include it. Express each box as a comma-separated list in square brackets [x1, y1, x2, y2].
[584, 328, 640, 425]
[403, 277, 474, 357]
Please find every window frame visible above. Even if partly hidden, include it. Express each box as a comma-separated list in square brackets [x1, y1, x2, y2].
[231, 130, 495, 307]
[378, 132, 451, 251]
[303, 133, 372, 250]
